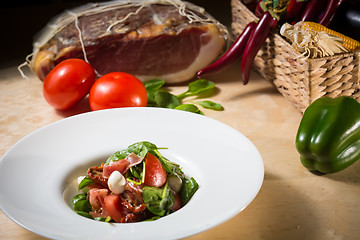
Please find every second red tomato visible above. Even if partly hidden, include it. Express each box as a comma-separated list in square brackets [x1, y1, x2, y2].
[89, 72, 148, 111]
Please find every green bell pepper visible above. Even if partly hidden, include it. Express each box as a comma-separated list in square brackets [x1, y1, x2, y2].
[295, 96, 360, 173]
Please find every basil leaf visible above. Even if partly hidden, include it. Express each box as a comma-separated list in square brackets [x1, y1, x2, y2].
[195, 100, 224, 111]
[174, 104, 204, 115]
[145, 79, 165, 106]
[72, 194, 92, 212]
[143, 216, 161, 221]
[129, 165, 141, 179]
[106, 141, 159, 165]
[152, 149, 184, 178]
[127, 161, 145, 184]
[78, 176, 93, 191]
[188, 79, 215, 94]
[75, 211, 93, 219]
[127, 141, 158, 158]
[177, 79, 215, 100]
[142, 182, 174, 216]
[155, 91, 181, 109]
[179, 177, 199, 205]
[144, 79, 165, 91]
[72, 193, 87, 205]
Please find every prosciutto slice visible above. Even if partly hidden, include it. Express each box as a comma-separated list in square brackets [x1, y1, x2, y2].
[103, 152, 142, 178]
[29, 0, 228, 83]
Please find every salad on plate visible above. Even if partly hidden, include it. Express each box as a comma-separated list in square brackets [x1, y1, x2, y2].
[72, 141, 199, 223]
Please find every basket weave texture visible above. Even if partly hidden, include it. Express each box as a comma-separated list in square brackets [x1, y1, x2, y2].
[231, 0, 360, 113]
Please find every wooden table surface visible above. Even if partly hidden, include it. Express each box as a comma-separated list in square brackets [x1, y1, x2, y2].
[0, 62, 359, 240]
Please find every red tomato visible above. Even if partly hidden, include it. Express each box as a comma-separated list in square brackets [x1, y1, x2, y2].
[43, 59, 96, 110]
[104, 194, 124, 223]
[89, 72, 147, 111]
[171, 191, 182, 211]
[144, 153, 167, 187]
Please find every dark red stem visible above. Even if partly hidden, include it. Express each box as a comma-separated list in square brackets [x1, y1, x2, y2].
[196, 22, 256, 78]
[318, 0, 345, 26]
[240, 11, 278, 85]
[255, 1, 264, 18]
[242, 0, 261, 13]
[300, 0, 328, 22]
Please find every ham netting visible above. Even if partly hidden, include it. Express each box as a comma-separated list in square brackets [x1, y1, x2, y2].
[19, 0, 229, 83]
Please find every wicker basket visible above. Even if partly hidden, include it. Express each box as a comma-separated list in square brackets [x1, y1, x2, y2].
[231, 0, 360, 113]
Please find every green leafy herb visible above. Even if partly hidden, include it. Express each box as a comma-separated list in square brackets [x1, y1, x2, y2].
[75, 211, 93, 219]
[127, 141, 159, 158]
[177, 79, 215, 100]
[152, 149, 184, 178]
[143, 216, 161, 221]
[144, 79, 166, 106]
[72, 193, 92, 212]
[106, 141, 161, 165]
[144, 79, 165, 92]
[126, 161, 145, 185]
[155, 91, 181, 109]
[174, 104, 204, 115]
[142, 182, 175, 216]
[179, 177, 199, 205]
[78, 176, 93, 191]
[143, 78, 223, 115]
[194, 100, 224, 111]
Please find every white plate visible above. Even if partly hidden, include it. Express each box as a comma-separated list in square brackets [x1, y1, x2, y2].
[0, 107, 263, 240]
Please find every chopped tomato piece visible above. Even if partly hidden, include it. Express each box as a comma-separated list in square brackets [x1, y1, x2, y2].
[144, 153, 167, 187]
[171, 191, 182, 211]
[88, 188, 109, 210]
[104, 194, 125, 223]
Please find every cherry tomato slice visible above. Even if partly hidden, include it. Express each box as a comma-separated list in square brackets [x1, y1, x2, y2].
[43, 59, 96, 110]
[89, 72, 147, 111]
[104, 194, 124, 223]
[144, 153, 167, 187]
[171, 191, 182, 211]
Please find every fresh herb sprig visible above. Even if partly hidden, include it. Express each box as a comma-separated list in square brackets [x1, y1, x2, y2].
[144, 79, 224, 114]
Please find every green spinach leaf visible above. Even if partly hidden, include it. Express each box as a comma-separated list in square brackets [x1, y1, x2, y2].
[155, 91, 181, 109]
[75, 211, 93, 219]
[152, 149, 184, 178]
[174, 104, 204, 115]
[194, 100, 224, 111]
[177, 79, 215, 100]
[127, 141, 158, 158]
[78, 176, 93, 191]
[144, 79, 165, 106]
[142, 182, 174, 216]
[179, 177, 199, 205]
[144, 78, 222, 115]
[72, 193, 92, 212]
[106, 141, 160, 165]
[94, 216, 112, 222]
[144, 79, 165, 91]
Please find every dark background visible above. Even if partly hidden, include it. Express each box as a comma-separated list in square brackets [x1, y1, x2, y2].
[0, 0, 231, 68]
